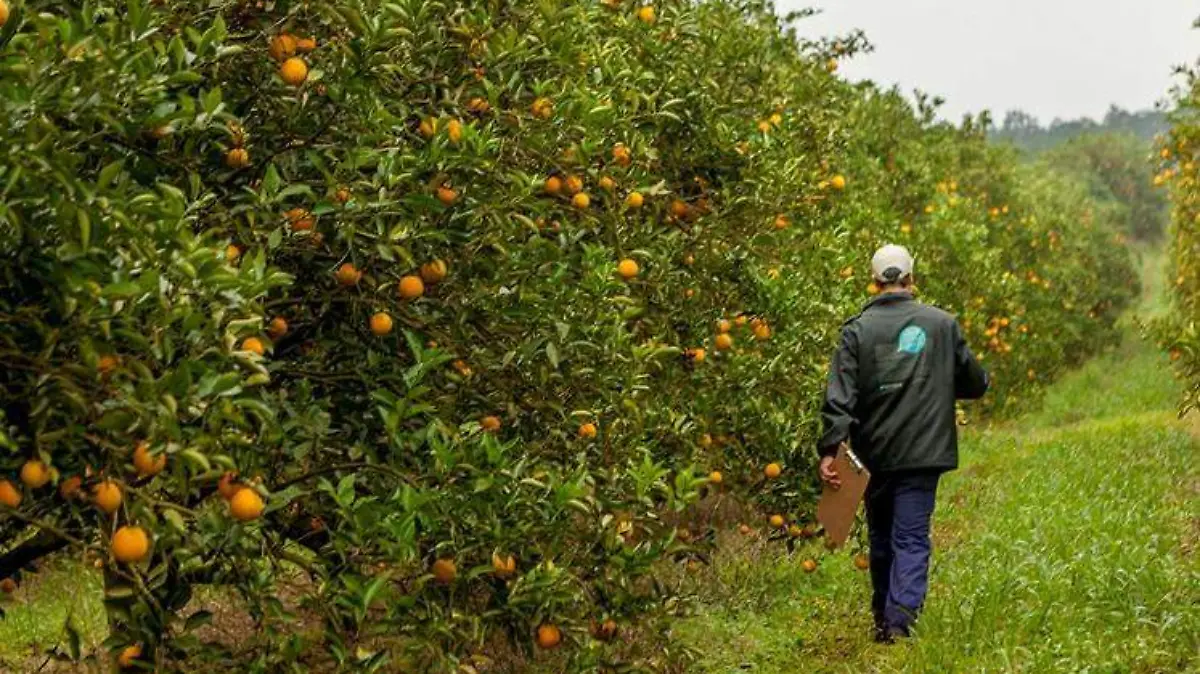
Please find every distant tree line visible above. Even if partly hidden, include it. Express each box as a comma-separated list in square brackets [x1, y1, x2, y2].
[992, 106, 1167, 151]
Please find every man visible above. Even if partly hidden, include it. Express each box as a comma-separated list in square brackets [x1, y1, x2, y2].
[817, 244, 989, 643]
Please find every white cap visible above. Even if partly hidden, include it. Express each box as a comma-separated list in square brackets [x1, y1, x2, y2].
[871, 244, 914, 283]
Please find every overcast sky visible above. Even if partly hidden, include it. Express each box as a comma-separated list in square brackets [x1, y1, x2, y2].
[784, 0, 1198, 124]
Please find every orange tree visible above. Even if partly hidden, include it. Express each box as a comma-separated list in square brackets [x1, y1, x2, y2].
[0, 0, 1135, 671]
[1156, 55, 1200, 413]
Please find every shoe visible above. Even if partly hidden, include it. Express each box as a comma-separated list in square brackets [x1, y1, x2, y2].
[873, 626, 894, 644]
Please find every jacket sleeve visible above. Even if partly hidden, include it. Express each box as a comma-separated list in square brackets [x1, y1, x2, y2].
[953, 321, 989, 400]
[818, 324, 859, 458]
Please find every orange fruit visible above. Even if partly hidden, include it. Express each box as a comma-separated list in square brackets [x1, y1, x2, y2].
[217, 471, 240, 500]
[111, 526, 150, 564]
[830, 175, 847, 190]
[536, 623, 562, 649]
[753, 323, 771, 341]
[225, 147, 250, 169]
[592, 618, 618, 642]
[335, 263, 362, 287]
[117, 643, 143, 669]
[802, 558, 818, 573]
[617, 258, 639, 280]
[774, 215, 790, 230]
[295, 37, 317, 53]
[612, 144, 632, 166]
[480, 415, 502, 433]
[398, 275, 425, 300]
[788, 524, 803, 538]
[670, 199, 689, 218]
[738, 524, 753, 535]
[764, 462, 782, 479]
[637, 6, 656, 23]
[854, 554, 870, 570]
[625, 191, 644, 209]
[757, 120, 772, 133]
[268, 34, 297, 61]
[491, 552, 517, 579]
[225, 244, 242, 263]
[578, 422, 598, 439]
[599, 176, 616, 191]
[769, 514, 785, 528]
[132, 442, 166, 477]
[59, 475, 82, 499]
[267, 316, 288, 340]
[446, 118, 463, 143]
[420, 259, 448, 284]
[531, 97, 553, 119]
[93, 480, 122, 514]
[436, 186, 458, 205]
[431, 558, 457, 584]
[20, 460, 50, 489]
[0, 578, 15, 594]
[279, 57, 308, 86]
[285, 207, 314, 232]
[716, 319, 732, 334]
[241, 337, 265, 356]
[689, 347, 706, 363]
[565, 175, 584, 195]
[97, 354, 119, 374]
[370, 312, 393, 336]
[0, 479, 21, 509]
[334, 187, 352, 204]
[572, 192, 590, 209]
[418, 117, 438, 138]
[544, 176, 563, 195]
[709, 471, 723, 484]
[715, 333, 734, 351]
[229, 487, 265, 521]
[1169, 349, 1182, 362]
[467, 97, 491, 114]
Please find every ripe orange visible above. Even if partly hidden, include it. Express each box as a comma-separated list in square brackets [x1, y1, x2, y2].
[715, 333, 734, 351]
[370, 312, 393, 336]
[592, 618, 618, 642]
[225, 244, 241, 263]
[617, 258, 639, 280]
[446, 118, 463, 143]
[753, 323, 771, 341]
[764, 462, 782, 479]
[133, 442, 166, 477]
[689, 347, 706, 363]
[670, 199, 689, 218]
[20, 460, 50, 489]
[0, 578, 15, 594]
[111, 526, 150, 564]
[802, 558, 818, 573]
[0, 480, 21, 509]
[229, 487, 265, 521]
[269, 34, 297, 61]
[93, 480, 122, 513]
[335, 263, 362, 287]
[285, 207, 314, 231]
[117, 643, 143, 669]
[467, 97, 490, 114]
[774, 215, 790, 230]
[432, 558, 457, 584]
[217, 471, 240, 500]
[420, 259, 448, 284]
[788, 524, 803, 538]
[572, 192, 590, 209]
[398, 275, 425, 300]
[830, 174, 847, 190]
[599, 176, 616, 191]
[59, 475, 82, 499]
[225, 147, 250, 169]
[491, 552, 517, 579]
[709, 470, 723, 484]
[480, 415, 502, 433]
[418, 117, 438, 138]
[279, 57, 308, 86]
[436, 186, 458, 205]
[565, 175, 584, 195]
[625, 191, 644, 209]
[612, 144, 632, 166]
[267, 316, 289, 340]
[578, 422, 598, 439]
[241, 337, 265, 356]
[738, 524, 753, 535]
[1169, 349, 1182, 362]
[536, 623, 562, 650]
[544, 176, 563, 195]
[530, 97, 553, 119]
[769, 514, 785, 528]
[295, 37, 317, 53]
[716, 319, 732, 334]
[854, 554, 870, 570]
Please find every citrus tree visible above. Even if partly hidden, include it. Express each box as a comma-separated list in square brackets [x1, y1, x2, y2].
[0, 0, 1136, 671]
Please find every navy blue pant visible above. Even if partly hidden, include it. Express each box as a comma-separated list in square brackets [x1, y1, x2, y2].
[865, 470, 941, 633]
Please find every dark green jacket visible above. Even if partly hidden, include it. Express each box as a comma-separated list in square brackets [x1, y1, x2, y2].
[818, 292, 989, 473]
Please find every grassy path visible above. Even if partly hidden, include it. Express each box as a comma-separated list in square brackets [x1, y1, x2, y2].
[674, 317, 1199, 671]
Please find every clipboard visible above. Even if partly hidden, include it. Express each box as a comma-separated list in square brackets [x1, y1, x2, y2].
[816, 443, 870, 550]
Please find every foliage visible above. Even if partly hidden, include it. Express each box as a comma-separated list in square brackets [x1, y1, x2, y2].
[0, 0, 1136, 670]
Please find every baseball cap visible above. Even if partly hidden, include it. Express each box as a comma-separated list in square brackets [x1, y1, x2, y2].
[871, 244, 914, 283]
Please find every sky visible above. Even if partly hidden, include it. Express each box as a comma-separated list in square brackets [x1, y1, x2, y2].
[783, 0, 1199, 124]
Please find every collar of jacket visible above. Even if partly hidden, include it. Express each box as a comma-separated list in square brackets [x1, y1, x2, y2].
[863, 291, 914, 311]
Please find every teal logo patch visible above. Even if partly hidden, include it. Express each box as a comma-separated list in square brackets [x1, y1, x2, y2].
[897, 325, 926, 354]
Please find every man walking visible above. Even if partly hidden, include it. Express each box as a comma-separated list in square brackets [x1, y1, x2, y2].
[817, 244, 989, 643]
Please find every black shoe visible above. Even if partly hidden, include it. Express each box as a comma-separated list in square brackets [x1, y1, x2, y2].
[873, 626, 894, 644]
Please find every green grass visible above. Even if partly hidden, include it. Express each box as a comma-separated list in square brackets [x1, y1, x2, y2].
[672, 326, 1200, 673]
[0, 560, 105, 665]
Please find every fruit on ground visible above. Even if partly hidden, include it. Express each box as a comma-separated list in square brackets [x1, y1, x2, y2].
[117, 644, 142, 669]
[802, 559, 818, 573]
[93, 480, 122, 513]
[764, 462, 781, 479]
[715, 333, 733, 350]
[224, 147, 249, 169]
[335, 263, 362, 286]
[132, 442, 166, 477]
[370, 312, 393, 336]
[229, 487, 265, 521]
[111, 526, 150, 564]
[240, 337, 265, 355]
[20, 460, 50, 488]
[709, 470, 722, 484]
[480, 415, 502, 432]
[399, 275, 425, 300]
[432, 558, 457, 584]
[420, 259, 448, 284]
[279, 57, 308, 86]
[854, 554, 870, 570]
[0, 481, 15, 509]
[267, 316, 288, 339]
[578, 422, 598, 439]
[492, 552, 517, 578]
[536, 623, 562, 649]
[617, 258, 639, 280]
[769, 514, 785, 528]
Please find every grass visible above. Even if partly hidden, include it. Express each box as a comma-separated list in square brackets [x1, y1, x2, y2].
[671, 324, 1199, 672]
[0, 559, 105, 666]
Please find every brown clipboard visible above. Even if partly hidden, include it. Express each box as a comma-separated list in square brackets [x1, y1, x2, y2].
[816, 443, 870, 550]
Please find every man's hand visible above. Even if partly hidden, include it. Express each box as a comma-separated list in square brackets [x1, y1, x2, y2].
[819, 455, 841, 490]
